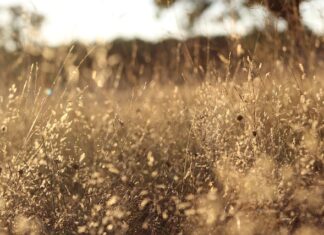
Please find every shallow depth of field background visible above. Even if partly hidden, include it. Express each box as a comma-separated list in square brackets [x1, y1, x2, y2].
[0, 0, 323, 234]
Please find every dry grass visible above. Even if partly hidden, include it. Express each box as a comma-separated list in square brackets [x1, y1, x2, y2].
[0, 57, 323, 234]
[0, 3, 323, 233]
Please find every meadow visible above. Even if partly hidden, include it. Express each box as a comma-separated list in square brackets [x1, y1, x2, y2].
[0, 28, 323, 234]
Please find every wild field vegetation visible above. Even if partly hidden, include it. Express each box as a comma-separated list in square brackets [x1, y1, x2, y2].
[0, 4, 324, 234]
[0, 52, 323, 234]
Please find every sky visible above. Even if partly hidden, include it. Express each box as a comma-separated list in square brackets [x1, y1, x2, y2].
[0, 0, 323, 45]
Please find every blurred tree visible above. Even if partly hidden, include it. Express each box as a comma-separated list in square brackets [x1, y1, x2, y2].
[156, 0, 213, 27]
[247, 0, 303, 33]
[0, 5, 44, 51]
[156, 0, 317, 74]
[155, 0, 305, 34]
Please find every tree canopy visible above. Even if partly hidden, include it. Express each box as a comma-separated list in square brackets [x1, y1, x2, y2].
[155, 0, 304, 32]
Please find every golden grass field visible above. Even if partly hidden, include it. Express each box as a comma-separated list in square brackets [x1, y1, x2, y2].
[0, 29, 323, 234]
